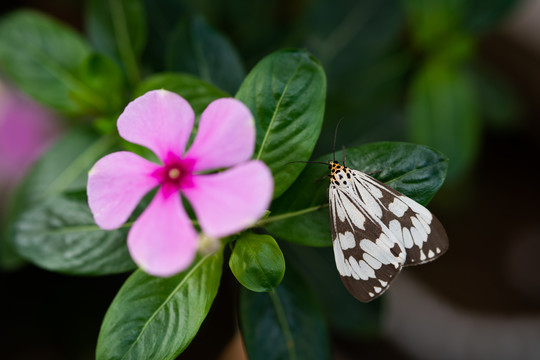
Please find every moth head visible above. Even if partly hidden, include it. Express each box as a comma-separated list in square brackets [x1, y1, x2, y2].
[329, 161, 351, 188]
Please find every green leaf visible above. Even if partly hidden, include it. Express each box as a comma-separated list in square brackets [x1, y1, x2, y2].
[406, 61, 480, 181]
[167, 16, 245, 94]
[74, 53, 125, 115]
[239, 265, 331, 360]
[236, 49, 326, 199]
[96, 250, 224, 360]
[3, 129, 116, 265]
[12, 195, 135, 275]
[14, 129, 116, 208]
[229, 233, 285, 292]
[86, 0, 146, 85]
[402, 0, 466, 50]
[0, 10, 106, 115]
[135, 72, 228, 115]
[263, 142, 448, 246]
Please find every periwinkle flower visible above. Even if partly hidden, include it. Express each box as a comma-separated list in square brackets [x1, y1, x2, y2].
[87, 90, 273, 276]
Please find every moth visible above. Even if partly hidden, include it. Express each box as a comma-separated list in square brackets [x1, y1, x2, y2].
[327, 158, 448, 302]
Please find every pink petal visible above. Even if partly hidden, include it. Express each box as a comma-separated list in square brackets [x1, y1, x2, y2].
[184, 98, 255, 171]
[182, 160, 273, 238]
[117, 90, 195, 161]
[128, 189, 198, 277]
[87, 151, 160, 230]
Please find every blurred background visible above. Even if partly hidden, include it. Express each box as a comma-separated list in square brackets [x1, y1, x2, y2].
[1, 0, 539, 359]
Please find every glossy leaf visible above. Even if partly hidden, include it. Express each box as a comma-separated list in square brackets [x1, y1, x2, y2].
[407, 62, 480, 181]
[96, 250, 224, 360]
[167, 16, 245, 94]
[0, 10, 103, 115]
[236, 49, 326, 198]
[229, 233, 285, 292]
[12, 195, 135, 275]
[86, 0, 146, 85]
[263, 142, 448, 246]
[134, 72, 227, 115]
[239, 265, 331, 360]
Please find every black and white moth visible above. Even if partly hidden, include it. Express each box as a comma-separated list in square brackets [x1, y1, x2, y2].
[327, 160, 448, 302]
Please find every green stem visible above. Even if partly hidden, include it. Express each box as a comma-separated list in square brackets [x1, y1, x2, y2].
[269, 290, 297, 360]
[256, 204, 327, 226]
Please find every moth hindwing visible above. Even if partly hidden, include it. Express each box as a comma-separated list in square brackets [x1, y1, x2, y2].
[328, 160, 448, 302]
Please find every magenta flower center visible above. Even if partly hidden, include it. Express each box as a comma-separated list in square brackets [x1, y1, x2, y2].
[152, 152, 194, 197]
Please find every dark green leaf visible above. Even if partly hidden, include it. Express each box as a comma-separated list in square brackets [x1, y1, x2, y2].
[141, 0, 186, 71]
[463, 0, 519, 33]
[240, 265, 330, 360]
[0, 10, 105, 115]
[96, 250, 223, 360]
[167, 16, 245, 94]
[282, 242, 382, 337]
[406, 62, 480, 181]
[12, 195, 135, 275]
[134, 72, 228, 115]
[264, 142, 448, 246]
[0, 233, 25, 270]
[236, 49, 326, 198]
[86, 0, 146, 85]
[229, 233, 285, 292]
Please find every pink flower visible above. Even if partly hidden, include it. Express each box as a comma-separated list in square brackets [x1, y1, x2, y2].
[87, 90, 273, 277]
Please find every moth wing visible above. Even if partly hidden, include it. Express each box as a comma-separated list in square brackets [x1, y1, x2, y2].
[350, 170, 449, 266]
[329, 186, 406, 302]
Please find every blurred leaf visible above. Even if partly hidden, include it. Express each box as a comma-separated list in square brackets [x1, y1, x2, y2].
[74, 53, 125, 115]
[0, 233, 25, 270]
[12, 195, 135, 275]
[0, 10, 107, 115]
[229, 233, 285, 292]
[86, 0, 146, 85]
[473, 66, 521, 130]
[14, 129, 115, 208]
[4, 131, 113, 244]
[264, 142, 448, 246]
[406, 62, 480, 181]
[282, 242, 382, 337]
[135, 72, 227, 115]
[236, 49, 326, 199]
[307, 0, 403, 80]
[239, 265, 330, 360]
[167, 15, 245, 94]
[141, 0, 186, 71]
[97, 250, 223, 360]
[402, 0, 466, 50]
[463, 0, 520, 33]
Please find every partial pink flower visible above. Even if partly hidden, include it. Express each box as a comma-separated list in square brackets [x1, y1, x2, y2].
[0, 84, 60, 188]
[87, 90, 273, 277]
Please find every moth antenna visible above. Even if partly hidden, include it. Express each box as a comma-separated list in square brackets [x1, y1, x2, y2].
[286, 160, 330, 166]
[332, 118, 344, 162]
[342, 145, 347, 167]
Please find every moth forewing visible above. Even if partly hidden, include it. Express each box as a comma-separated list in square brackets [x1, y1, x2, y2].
[327, 160, 448, 302]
